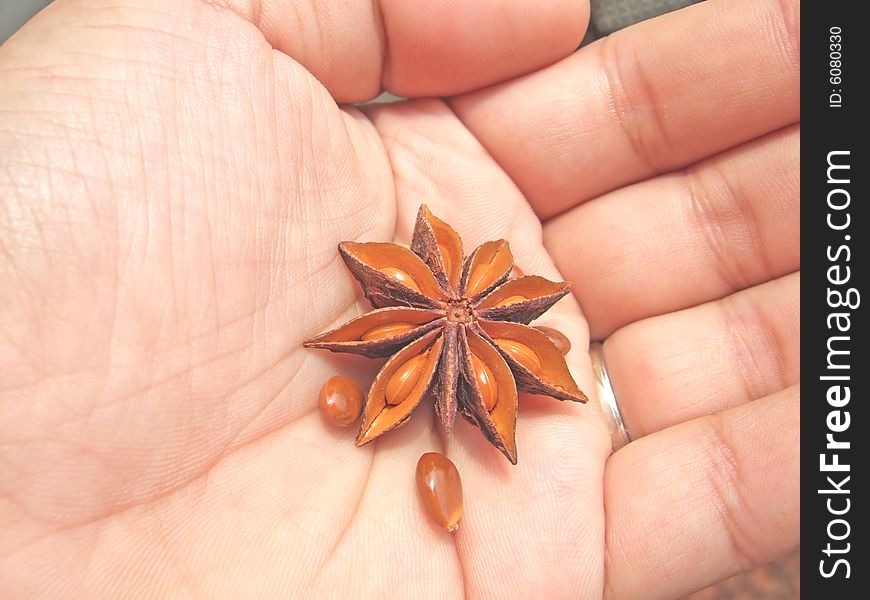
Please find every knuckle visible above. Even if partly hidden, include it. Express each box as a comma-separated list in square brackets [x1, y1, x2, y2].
[685, 164, 767, 291]
[599, 36, 675, 173]
[701, 414, 763, 569]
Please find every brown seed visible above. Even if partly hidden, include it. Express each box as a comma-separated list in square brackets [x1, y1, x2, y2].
[470, 353, 498, 411]
[381, 266, 421, 293]
[385, 351, 429, 405]
[416, 452, 463, 533]
[496, 294, 526, 307]
[533, 326, 571, 355]
[360, 321, 417, 341]
[466, 254, 506, 296]
[494, 338, 541, 374]
[466, 266, 491, 298]
[319, 375, 363, 427]
[464, 240, 513, 297]
[438, 243, 455, 287]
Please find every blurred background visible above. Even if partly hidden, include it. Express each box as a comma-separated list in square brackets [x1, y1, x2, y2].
[1, 0, 52, 43]
[1, 0, 799, 597]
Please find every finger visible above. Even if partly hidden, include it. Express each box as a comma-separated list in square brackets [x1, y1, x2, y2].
[368, 98, 597, 411]
[544, 125, 799, 338]
[605, 384, 800, 599]
[210, 0, 588, 102]
[605, 273, 799, 438]
[368, 99, 595, 388]
[367, 99, 612, 597]
[449, 0, 800, 218]
[446, 401, 611, 598]
[367, 99, 575, 290]
[367, 97, 599, 416]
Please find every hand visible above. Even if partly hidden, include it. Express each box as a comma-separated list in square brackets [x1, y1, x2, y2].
[0, 0, 799, 597]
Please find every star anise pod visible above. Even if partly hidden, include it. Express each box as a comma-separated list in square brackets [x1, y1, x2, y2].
[304, 205, 587, 463]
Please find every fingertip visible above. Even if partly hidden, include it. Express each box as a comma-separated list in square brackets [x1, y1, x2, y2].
[380, 0, 589, 97]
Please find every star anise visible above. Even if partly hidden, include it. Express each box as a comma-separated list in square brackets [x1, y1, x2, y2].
[304, 205, 587, 463]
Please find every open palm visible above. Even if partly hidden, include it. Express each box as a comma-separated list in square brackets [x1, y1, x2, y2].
[0, 0, 799, 597]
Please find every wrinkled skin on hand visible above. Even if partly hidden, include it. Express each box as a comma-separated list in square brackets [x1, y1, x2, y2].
[0, 0, 799, 597]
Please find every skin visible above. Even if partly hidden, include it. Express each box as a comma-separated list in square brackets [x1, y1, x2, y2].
[0, 0, 799, 597]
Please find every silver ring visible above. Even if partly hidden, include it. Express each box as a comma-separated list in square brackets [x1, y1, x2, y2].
[589, 342, 630, 451]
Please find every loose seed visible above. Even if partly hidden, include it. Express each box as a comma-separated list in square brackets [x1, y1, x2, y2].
[534, 326, 571, 355]
[319, 375, 363, 427]
[360, 321, 417, 341]
[470, 353, 498, 411]
[385, 351, 429, 405]
[416, 452, 464, 533]
[381, 267, 421, 293]
[494, 338, 541, 374]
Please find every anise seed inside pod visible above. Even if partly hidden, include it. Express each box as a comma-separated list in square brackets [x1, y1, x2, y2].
[467, 264, 496, 297]
[386, 351, 430, 405]
[495, 295, 527, 306]
[381, 266, 421, 293]
[438, 244, 455, 285]
[416, 452, 464, 533]
[319, 375, 364, 427]
[470, 353, 498, 411]
[494, 338, 541, 374]
[360, 321, 417, 341]
[533, 326, 572, 355]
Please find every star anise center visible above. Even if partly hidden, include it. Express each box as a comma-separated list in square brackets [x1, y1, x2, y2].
[446, 299, 475, 324]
